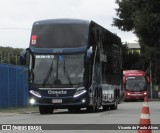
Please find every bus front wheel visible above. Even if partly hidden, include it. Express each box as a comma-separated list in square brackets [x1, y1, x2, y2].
[39, 106, 54, 114]
[87, 88, 102, 113]
[87, 103, 99, 113]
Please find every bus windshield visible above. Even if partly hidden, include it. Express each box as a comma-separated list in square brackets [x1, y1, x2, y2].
[126, 76, 147, 91]
[32, 53, 84, 86]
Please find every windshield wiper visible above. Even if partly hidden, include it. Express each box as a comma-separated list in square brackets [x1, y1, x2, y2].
[42, 59, 54, 87]
[63, 58, 73, 87]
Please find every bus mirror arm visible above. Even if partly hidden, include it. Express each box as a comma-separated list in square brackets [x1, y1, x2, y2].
[20, 49, 27, 65]
[26, 48, 35, 69]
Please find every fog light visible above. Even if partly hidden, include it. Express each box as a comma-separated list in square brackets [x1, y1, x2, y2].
[81, 98, 86, 103]
[30, 98, 36, 105]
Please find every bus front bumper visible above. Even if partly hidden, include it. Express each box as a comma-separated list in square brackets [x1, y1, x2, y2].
[125, 91, 147, 100]
[29, 94, 89, 109]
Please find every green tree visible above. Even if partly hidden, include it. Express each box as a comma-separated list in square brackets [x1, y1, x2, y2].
[0, 46, 23, 65]
[113, 0, 160, 47]
[121, 43, 147, 70]
[113, 0, 160, 84]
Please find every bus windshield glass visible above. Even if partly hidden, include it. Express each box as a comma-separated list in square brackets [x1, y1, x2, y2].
[126, 76, 147, 91]
[30, 23, 89, 48]
[32, 53, 84, 86]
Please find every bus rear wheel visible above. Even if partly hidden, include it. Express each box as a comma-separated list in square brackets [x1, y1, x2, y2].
[39, 106, 54, 114]
[110, 99, 118, 110]
[103, 105, 109, 111]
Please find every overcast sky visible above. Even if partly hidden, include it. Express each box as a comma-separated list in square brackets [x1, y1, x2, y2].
[0, 0, 137, 48]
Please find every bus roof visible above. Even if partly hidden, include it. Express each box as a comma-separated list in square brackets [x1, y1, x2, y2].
[33, 19, 90, 25]
[30, 18, 121, 51]
[32, 18, 120, 39]
[123, 70, 146, 76]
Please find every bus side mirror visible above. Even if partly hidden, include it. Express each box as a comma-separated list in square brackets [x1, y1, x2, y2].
[146, 76, 150, 85]
[20, 49, 27, 65]
[20, 48, 30, 66]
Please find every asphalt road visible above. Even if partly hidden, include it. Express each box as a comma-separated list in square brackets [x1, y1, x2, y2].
[0, 100, 159, 133]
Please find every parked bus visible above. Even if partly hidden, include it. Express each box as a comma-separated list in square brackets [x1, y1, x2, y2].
[123, 70, 149, 101]
[21, 19, 122, 114]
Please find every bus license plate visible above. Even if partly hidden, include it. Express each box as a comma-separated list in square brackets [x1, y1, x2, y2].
[52, 99, 62, 103]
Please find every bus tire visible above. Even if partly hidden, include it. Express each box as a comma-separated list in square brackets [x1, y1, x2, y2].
[103, 105, 109, 111]
[86, 104, 99, 113]
[39, 106, 54, 114]
[87, 88, 101, 113]
[110, 99, 118, 110]
[123, 99, 128, 102]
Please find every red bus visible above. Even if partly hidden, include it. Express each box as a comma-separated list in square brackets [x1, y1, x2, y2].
[123, 70, 149, 101]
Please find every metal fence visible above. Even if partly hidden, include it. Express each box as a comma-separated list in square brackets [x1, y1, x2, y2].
[0, 64, 28, 108]
[0, 53, 20, 65]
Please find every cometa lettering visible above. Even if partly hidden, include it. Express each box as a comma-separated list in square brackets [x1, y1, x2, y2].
[48, 90, 67, 95]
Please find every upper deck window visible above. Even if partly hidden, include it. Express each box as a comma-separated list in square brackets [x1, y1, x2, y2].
[30, 23, 89, 48]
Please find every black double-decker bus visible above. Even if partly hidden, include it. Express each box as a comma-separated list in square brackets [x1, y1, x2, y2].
[21, 19, 122, 114]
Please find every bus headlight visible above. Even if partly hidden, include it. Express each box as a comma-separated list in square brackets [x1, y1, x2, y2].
[30, 90, 42, 98]
[73, 89, 87, 98]
[144, 92, 147, 95]
[127, 92, 131, 96]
